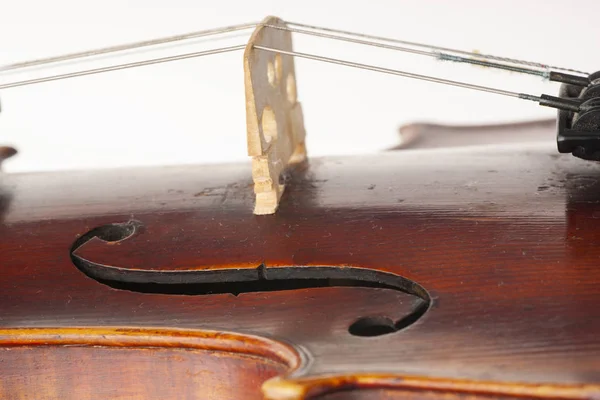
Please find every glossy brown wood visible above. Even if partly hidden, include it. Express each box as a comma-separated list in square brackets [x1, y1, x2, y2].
[0, 346, 284, 400]
[320, 389, 541, 400]
[1, 136, 599, 399]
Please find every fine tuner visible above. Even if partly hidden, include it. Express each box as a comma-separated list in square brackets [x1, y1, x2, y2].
[1, 15, 599, 214]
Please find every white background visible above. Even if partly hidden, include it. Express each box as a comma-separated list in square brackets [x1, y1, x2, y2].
[0, 0, 597, 173]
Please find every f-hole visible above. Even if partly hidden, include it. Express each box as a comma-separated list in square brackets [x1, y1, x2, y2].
[70, 220, 431, 337]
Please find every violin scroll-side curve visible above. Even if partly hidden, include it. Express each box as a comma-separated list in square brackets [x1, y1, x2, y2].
[0, 146, 17, 170]
[0, 99, 17, 171]
[391, 119, 556, 150]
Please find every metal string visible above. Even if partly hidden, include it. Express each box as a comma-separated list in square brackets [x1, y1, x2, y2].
[0, 20, 586, 78]
[0, 45, 245, 90]
[0, 22, 256, 73]
[0, 21, 585, 112]
[0, 41, 548, 112]
[285, 21, 589, 76]
[255, 45, 531, 100]
[262, 23, 552, 79]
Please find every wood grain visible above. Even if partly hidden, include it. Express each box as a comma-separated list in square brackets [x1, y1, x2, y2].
[0, 139, 599, 399]
[0, 346, 283, 400]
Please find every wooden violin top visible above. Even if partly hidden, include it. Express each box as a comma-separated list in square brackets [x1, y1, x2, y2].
[0, 135, 599, 399]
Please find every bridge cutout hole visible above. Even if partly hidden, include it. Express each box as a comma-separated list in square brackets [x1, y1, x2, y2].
[261, 106, 278, 144]
[286, 73, 297, 104]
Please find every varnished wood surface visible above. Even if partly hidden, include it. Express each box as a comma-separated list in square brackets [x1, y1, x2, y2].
[1, 140, 599, 399]
[320, 389, 541, 400]
[1, 346, 285, 400]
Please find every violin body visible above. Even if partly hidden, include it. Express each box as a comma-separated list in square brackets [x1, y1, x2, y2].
[1, 121, 599, 399]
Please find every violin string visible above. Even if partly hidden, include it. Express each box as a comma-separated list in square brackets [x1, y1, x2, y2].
[262, 24, 550, 79]
[0, 20, 586, 80]
[0, 22, 256, 73]
[285, 21, 589, 76]
[255, 45, 537, 101]
[0, 19, 586, 113]
[0, 41, 552, 112]
[0, 45, 245, 90]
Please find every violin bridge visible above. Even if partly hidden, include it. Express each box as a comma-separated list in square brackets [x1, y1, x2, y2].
[245, 16, 307, 215]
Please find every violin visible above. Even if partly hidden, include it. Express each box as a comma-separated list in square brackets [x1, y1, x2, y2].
[1, 15, 599, 400]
